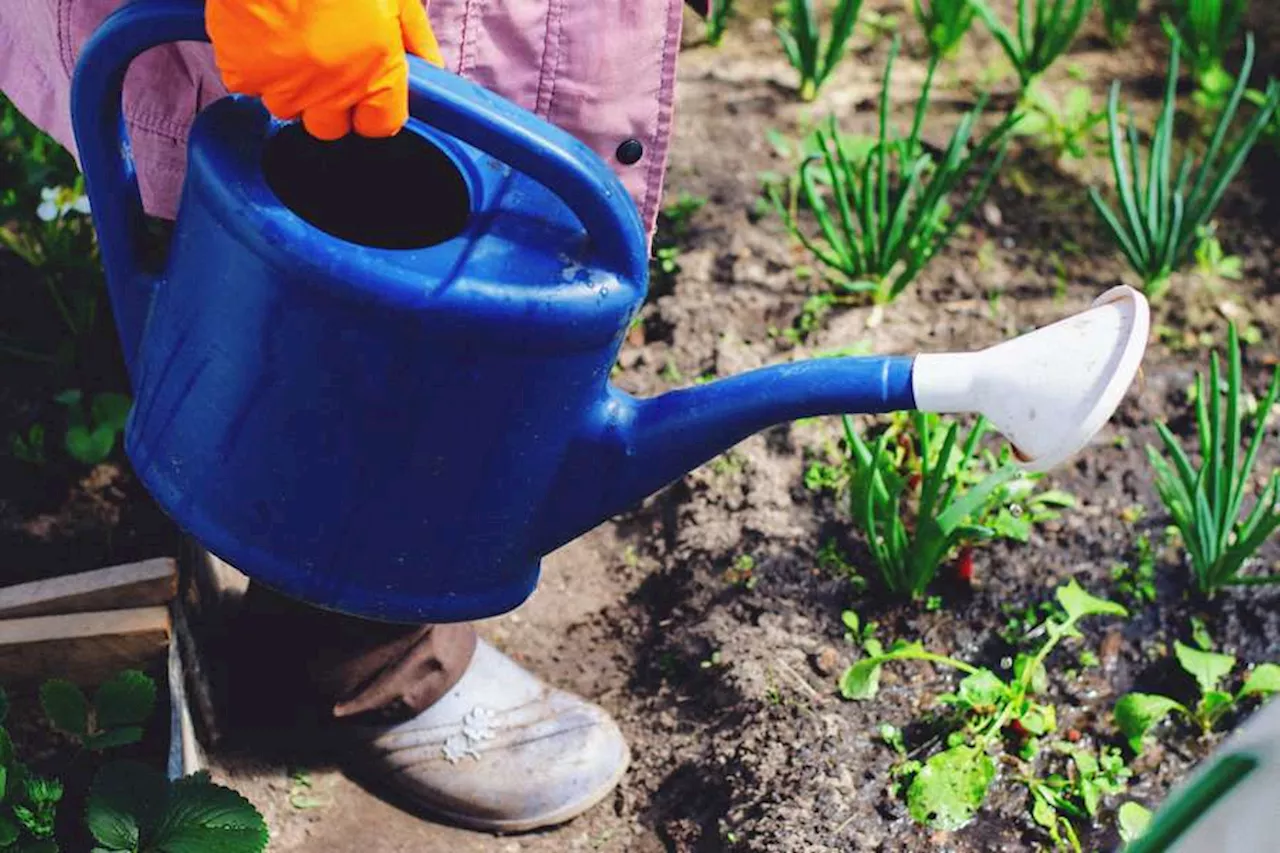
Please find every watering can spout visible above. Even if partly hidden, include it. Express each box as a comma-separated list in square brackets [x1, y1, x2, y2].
[538, 285, 1149, 554]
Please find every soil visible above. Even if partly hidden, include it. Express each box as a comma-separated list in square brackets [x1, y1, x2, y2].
[3, 1, 1280, 851]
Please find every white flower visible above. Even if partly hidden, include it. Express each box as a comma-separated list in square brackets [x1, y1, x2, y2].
[35, 186, 91, 222]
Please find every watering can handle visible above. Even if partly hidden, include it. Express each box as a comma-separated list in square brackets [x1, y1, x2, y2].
[70, 0, 647, 380]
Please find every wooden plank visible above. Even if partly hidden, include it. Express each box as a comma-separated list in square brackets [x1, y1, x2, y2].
[0, 607, 171, 686]
[0, 558, 177, 619]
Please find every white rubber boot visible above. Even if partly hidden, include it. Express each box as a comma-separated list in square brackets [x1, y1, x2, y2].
[342, 638, 630, 833]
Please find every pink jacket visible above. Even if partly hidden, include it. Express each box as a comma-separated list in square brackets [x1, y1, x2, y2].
[0, 0, 692, 237]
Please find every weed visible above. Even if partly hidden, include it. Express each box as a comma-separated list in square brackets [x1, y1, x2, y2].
[1111, 533, 1158, 604]
[969, 0, 1094, 95]
[1015, 86, 1108, 161]
[772, 37, 1020, 304]
[1114, 637, 1280, 753]
[1193, 224, 1243, 285]
[1089, 33, 1279, 299]
[841, 581, 1127, 832]
[725, 554, 760, 589]
[777, 0, 865, 101]
[1023, 743, 1132, 850]
[1147, 323, 1280, 594]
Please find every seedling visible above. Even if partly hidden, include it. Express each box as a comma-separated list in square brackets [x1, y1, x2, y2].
[1089, 33, 1279, 299]
[1114, 639, 1280, 753]
[1111, 533, 1157, 604]
[968, 0, 1094, 95]
[1101, 0, 1141, 45]
[912, 0, 976, 58]
[1024, 743, 1132, 850]
[841, 581, 1127, 831]
[706, 0, 736, 45]
[1193, 225, 1243, 285]
[1147, 323, 1280, 594]
[772, 37, 1020, 305]
[776, 0, 865, 101]
[54, 389, 131, 466]
[1015, 86, 1108, 161]
[8, 424, 46, 466]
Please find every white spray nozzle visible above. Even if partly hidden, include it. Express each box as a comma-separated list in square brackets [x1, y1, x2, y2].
[912, 285, 1150, 472]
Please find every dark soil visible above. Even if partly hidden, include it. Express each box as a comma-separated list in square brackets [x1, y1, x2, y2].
[3, 1, 1280, 851]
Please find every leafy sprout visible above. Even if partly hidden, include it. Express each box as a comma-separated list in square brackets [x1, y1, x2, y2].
[841, 581, 1128, 833]
[1089, 32, 1279, 300]
[1115, 639, 1280, 753]
[968, 0, 1093, 95]
[776, 0, 865, 101]
[1147, 323, 1280, 594]
[772, 36, 1020, 305]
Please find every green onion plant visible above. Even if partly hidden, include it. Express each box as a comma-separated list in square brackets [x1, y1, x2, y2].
[969, 0, 1093, 94]
[777, 0, 864, 101]
[1147, 323, 1280, 596]
[771, 37, 1020, 304]
[706, 0, 735, 46]
[1164, 0, 1248, 95]
[1089, 33, 1279, 299]
[913, 0, 977, 59]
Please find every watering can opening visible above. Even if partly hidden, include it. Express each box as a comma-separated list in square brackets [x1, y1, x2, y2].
[261, 124, 472, 251]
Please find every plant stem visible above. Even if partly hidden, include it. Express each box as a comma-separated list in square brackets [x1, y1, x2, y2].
[800, 79, 817, 101]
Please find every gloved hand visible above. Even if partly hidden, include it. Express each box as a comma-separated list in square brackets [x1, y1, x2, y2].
[206, 0, 443, 141]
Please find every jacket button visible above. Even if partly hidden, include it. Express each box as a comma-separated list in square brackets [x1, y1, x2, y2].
[616, 139, 644, 165]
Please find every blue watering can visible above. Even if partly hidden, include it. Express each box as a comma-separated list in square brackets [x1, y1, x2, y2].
[71, 0, 1150, 624]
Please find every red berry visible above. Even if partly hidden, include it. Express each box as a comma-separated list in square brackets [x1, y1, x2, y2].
[1009, 719, 1029, 739]
[1066, 729, 1082, 743]
[956, 547, 975, 583]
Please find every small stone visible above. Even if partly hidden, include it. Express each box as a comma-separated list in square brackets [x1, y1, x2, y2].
[982, 201, 1003, 228]
[813, 646, 840, 676]
[1100, 630, 1125, 669]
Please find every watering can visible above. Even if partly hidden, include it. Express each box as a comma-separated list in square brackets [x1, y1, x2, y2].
[71, 0, 1150, 624]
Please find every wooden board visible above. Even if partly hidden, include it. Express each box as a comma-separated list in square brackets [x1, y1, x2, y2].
[0, 558, 177, 619]
[0, 606, 171, 685]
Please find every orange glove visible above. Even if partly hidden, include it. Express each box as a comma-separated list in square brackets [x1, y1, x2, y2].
[206, 0, 444, 141]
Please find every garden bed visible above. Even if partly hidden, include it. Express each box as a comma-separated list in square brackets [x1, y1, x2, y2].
[4, 0, 1280, 850]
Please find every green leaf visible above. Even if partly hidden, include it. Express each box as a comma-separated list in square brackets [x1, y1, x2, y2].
[1019, 702, 1057, 736]
[1014, 653, 1049, 695]
[65, 425, 115, 465]
[841, 611, 859, 635]
[0, 814, 19, 846]
[906, 744, 995, 830]
[839, 659, 883, 700]
[957, 669, 1007, 710]
[1174, 640, 1236, 695]
[1031, 792, 1058, 829]
[1196, 690, 1234, 727]
[86, 728, 145, 752]
[1118, 801, 1153, 844]
[90, 393, 131, 433]
[149, 774, 269, 853]
[1115, 693, 1186, 753]
[1056, 580, 1128, 622]
[87, 760, 168, 851]
[1240, 663, 1280, 699]
[94, 671, 157, 730]
[39, 680, 88, 738]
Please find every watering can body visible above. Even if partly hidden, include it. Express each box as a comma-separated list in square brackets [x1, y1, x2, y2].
[72, 0, 1146, 624]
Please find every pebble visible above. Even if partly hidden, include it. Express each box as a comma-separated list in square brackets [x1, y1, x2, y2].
[813, 646, 840, 676]
[1100, 630, 1125, 669]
